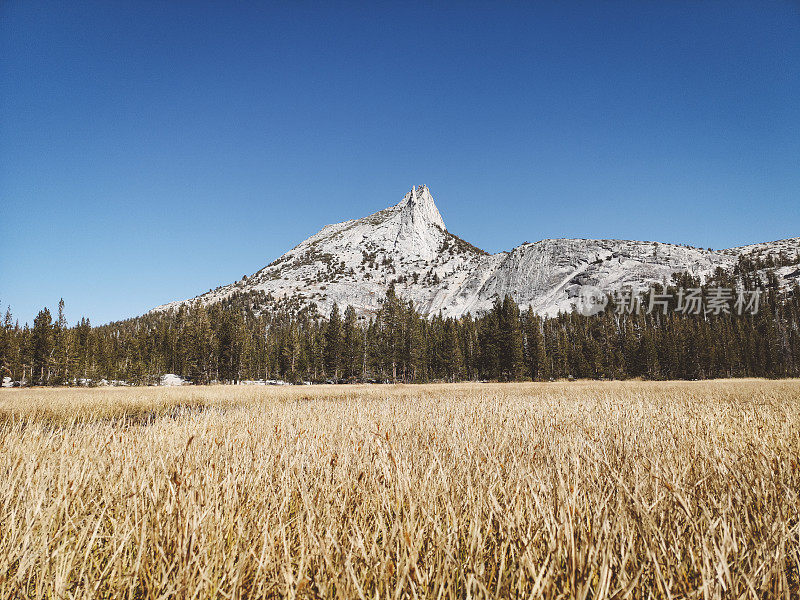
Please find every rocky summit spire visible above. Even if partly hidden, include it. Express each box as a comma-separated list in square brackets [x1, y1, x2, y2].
[397, 185, 446, 231]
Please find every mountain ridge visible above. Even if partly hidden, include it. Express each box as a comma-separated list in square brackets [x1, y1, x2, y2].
[152, 187, 799, 318]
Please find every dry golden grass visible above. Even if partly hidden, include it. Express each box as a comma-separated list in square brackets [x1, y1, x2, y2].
[0, 380, 798, 599]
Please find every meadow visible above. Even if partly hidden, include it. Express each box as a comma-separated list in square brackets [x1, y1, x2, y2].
[0, 380, 798, 599]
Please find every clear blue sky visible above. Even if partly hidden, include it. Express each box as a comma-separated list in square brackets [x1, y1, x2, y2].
[2, 1, 799, 325]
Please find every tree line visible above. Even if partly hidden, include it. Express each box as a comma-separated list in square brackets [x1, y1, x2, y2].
[1, 268, 798, 386]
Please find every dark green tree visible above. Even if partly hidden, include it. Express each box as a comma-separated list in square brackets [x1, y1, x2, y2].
[31, 307, 54, 385]
[323, 303, 342, 379]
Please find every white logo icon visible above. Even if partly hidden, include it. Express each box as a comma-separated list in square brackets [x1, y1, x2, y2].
[575, 285, 608, 316]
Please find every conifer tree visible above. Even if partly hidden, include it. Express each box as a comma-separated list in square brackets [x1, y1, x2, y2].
[478, 309, 500, 379]
[443, 318, 464, 381]
[380, 286, 403, 380]
[0, 307, 12, 382]
[341, 306, 359, 380]
[498, 295, 524, 380]
[187, 304, 214, 383]
[31, 307, 54, 385]
[52, 298, 72, 384]
[217, 310, 244, 383]
[406, 303, 425, 382]
[323, 303, 342, 379]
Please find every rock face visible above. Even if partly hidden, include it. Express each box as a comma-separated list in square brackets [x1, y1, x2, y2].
[153, 186, 799, 317]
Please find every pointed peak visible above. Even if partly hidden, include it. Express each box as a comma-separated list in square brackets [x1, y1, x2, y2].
[396, 185, 446, 230]
[397, 184, 429, 205]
